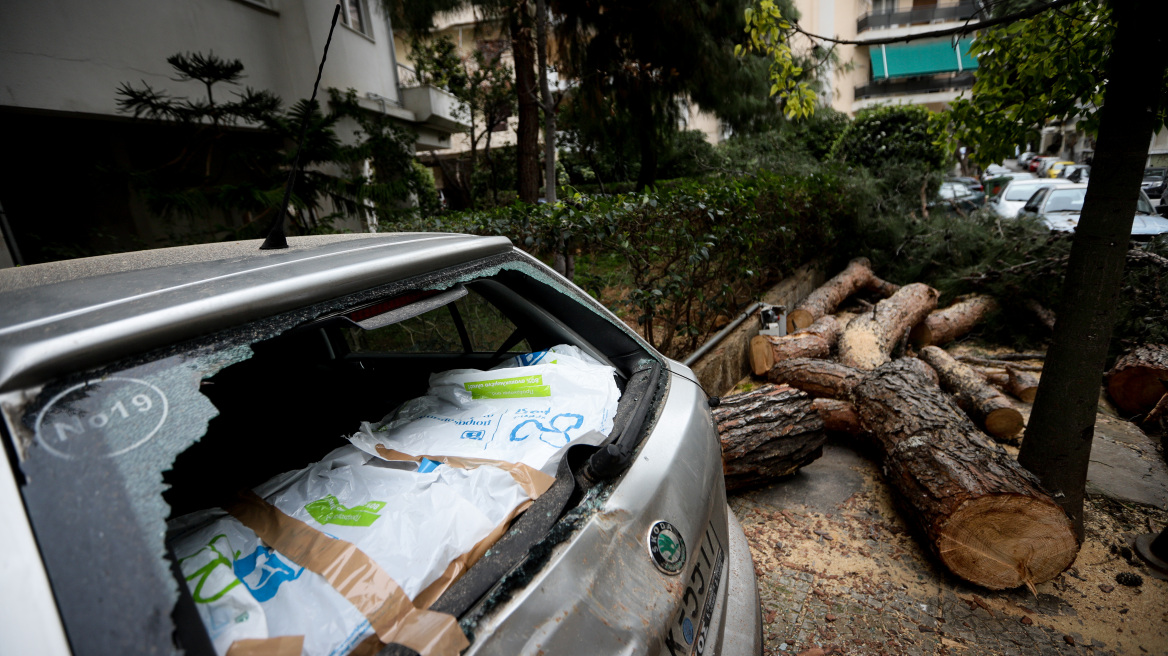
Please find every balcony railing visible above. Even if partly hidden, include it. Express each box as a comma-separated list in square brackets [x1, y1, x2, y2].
[855, 72, 975, 99]
[857, 2, 980, 33]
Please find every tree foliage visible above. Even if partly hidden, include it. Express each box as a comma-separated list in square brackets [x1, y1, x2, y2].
[736, 0, 817, 119]
[116, 53, 431, 239]
[941, 0, 1167, 166]
[553, 0, 751, 189]
[829, 105, 947, 170]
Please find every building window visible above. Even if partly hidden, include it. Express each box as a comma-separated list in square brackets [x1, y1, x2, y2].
[341, 0, 371, 37]
[871, 0, 896, 14]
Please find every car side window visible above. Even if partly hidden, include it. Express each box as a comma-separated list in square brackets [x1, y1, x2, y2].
[343, 288, 529, 354]
[1023, 188, 1048, 212]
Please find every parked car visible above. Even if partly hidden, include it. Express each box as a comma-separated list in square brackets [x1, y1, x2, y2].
[1019, 184, 1168, 240]
[933, 181, 985, 213]
[981, 164, 1012, 181]
[1017, 152, 1038, 167]
[1142, 167, 1167, 199]
[1044, 161, 1076, 178]
[987, 177, 1075, 218]
[1059, 164, 1091, 183]
[0, 234, 763, 656]
[947, 176, 985, 193]
[1028, 156, 1054, 172]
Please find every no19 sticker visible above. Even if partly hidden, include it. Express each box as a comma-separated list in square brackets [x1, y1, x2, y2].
[35, 377, 169, 459]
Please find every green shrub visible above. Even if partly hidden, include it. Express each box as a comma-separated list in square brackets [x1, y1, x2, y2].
[829, 105, 947, 170]
[383, 170, 863, 357]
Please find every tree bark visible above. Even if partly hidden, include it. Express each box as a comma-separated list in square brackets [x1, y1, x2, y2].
[777, 358, 1078, 590]
[1018, 2, 1168, 538]
[919, 346, 1025, 441]
[749, 315, 842, 376]
[509, 1, 540, 204]
[536, 0, 556, 205]
[812, 398, 863, 434]
[712, 384, 827, 492]
[1106, 344, 1168, 414]
[787, 257, 899, 332]
[909, 295, 999, 348]
[982, 366, 1041, 404]
[1023, 299, 1057, 332]
[767, 357, 867, 397]
[837, 283, 940, 370]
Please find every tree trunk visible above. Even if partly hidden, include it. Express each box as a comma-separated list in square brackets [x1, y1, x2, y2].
[712, 384, 827, 492]
[909, 295, 999, 348]
[812, 398, 862, 434]
[982, 366, 1040, 404]
[536, 0, 557, 206]
[634, 91, 659, 191]
[1106, 344, 1168, 414]
[918, 346, 1025, 441]
[509, 1, 540, 204]
[1018, 2, 1168, 538]
[767, 357, 867, 397]
[787, 257, 899, 332]
[749, 315, 842, 376]
[1023, 299, 1057, 332]
[777, 358, 1078, 590]
[837, 283, 939, 370]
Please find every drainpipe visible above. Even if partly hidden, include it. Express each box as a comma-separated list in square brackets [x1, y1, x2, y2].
[683, 302, 763, 367]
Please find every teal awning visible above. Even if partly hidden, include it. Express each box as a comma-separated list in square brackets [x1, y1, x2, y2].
[870, 37, 978, 79]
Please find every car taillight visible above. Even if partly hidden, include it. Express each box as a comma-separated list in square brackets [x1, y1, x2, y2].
[348, 290, 443, 322]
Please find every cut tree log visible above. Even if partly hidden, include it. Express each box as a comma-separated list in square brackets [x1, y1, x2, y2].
[787, 257, 900, 332]
[909, 295, 999, 348]
[749, 315, 842, 376]
[837, 283, 940, 370]
[1023, 299, 1057, 332]
[771, 357, 1078, 590]
[958, 356, 1044, 372]
[713, 384, 827, 492]
[767, 358, 867, 397]
[918, 346, 1025, 440]
[981, 366, 1041, 403]
[1106, 344, 1168, 414]
[812, 398, 863, 434]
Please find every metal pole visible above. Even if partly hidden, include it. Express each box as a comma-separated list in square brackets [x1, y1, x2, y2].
[683, 302, 762, 367]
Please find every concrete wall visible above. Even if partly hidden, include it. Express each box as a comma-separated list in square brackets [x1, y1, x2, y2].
[0, 0, 403, 118]
[689, 261, 827, 397]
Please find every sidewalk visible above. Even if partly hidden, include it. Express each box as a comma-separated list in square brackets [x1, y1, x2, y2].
[731, 427, 1168, 655]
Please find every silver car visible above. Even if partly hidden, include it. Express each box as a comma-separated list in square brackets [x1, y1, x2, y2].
[0, 234, 762, 656]
[987, 177, 1075, 218]
[1019, 184, 1168, 239]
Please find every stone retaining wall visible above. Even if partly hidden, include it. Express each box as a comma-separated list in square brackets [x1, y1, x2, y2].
[689, 261, 826, 396]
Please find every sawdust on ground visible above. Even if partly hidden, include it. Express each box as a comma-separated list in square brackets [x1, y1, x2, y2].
[732, 453, 1168, 655]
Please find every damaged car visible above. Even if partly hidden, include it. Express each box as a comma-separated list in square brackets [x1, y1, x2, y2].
[0, 233, 762, 656]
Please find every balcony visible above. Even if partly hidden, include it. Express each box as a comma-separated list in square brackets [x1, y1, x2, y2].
[854, 72, 975, 100]
[395, 64, 469, 133]
[857, 1, 980, 33]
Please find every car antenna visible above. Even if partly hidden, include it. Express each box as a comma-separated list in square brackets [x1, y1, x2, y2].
[260, 3, 341, 250]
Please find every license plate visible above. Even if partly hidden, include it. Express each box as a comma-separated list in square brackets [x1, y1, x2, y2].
[663, 520, 725, 656]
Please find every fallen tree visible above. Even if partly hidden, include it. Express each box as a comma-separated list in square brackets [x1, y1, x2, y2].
[981, 365, 1040, 404]
[837, 283, 939, 370]
[713, 384, 827, 491]
[749, 315, 842, 375]
[787, 257, 900, 332]
[918, 346, 1025, 440]
[1106, 344, 1168, 414]
[909, 295, 999, 348]
[770, 357, 1078, 590]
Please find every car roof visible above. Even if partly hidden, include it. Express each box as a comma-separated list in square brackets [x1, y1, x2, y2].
[0, 233, 514, 392]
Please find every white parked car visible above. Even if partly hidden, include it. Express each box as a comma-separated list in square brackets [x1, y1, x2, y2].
[1019, 184, 1168, 240]
[987, 178, 1075, 218]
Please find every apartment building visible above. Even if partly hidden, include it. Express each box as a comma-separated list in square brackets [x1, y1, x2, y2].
[0, 0, 465, 264]
[792, 0, 981, 114]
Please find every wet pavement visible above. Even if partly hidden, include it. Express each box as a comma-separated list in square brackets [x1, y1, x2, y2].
[731, 435, 1168, 656]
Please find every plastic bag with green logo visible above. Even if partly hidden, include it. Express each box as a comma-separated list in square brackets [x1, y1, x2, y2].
[170, 444, 531, 655]
[349, 345, 620, 474]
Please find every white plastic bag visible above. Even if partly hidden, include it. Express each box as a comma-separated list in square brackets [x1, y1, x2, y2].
[349, 345, 620, 474]
[171, 445, 531, 656]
